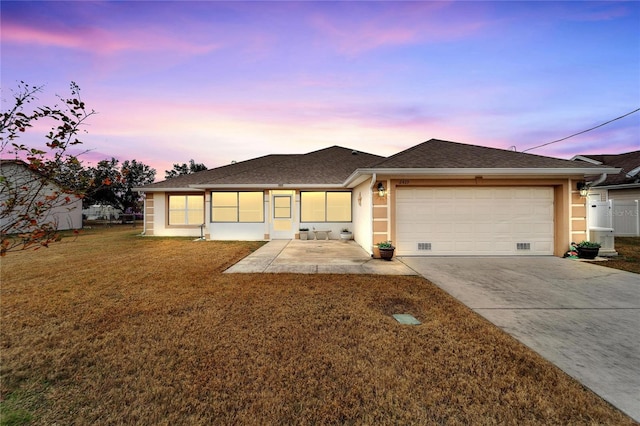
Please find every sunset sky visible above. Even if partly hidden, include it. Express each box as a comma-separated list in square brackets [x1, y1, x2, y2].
[2, 1, 639, 179]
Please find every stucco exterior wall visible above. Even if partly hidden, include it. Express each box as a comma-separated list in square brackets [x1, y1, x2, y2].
[143, 193, 155, 236]
[352, 179, 373, 254]
[209, 222, 265, 240]
[569, 179, 588, 244]
[147, 192, 204, 238]
[372, 179, 390, 247]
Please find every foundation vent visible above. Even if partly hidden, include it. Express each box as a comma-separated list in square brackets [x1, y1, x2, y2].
[417, 242, 432, 251]
[516, 243, 531, 250]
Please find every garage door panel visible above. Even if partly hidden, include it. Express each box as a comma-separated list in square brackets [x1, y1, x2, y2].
[494, 222, 511, 232]
[493, 188, 511, 198]
[493, 241, 513, 252]
[454, 223, 473, 234]
[396, 187, 554, 256]
[534, 241, 553, 251]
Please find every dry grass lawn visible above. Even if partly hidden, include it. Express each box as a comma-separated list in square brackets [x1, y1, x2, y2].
[590, 237, 640, 274]
[1, 227, 635, 425]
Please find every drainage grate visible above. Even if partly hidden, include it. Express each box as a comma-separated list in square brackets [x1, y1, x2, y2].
[417, 242, 432, 251]
[516, 243, 531, 250]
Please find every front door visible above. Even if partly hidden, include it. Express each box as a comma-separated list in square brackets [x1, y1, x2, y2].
[270, 191, 295, 239]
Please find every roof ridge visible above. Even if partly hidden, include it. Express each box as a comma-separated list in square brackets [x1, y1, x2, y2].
[370, 138, 616, 169]
[302, 145, 382, 157]
[195, 154, 296, 185]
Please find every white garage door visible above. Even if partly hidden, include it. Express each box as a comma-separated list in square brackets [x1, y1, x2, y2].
[396, 187, 554, 256]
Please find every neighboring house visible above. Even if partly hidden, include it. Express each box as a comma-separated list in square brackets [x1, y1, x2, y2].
[134, 139, 618, 257]
[572, 150, 640, 237]
[0, 159, 83, 233]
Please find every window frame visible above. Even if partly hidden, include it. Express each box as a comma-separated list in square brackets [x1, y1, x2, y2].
[273, 195, 292, 219]
[166, 193, 205, 227]
[211, 191, 264, 223]
[300, 191, 352, 223]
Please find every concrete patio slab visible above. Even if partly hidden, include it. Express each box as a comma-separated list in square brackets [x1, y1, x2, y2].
[400, 256, 640, 422]
[224, 239, 417, 275]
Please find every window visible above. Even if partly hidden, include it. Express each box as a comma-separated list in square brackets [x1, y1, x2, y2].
[327, 192, 351, 221]
[300, 191, 351, 222]
[211, 191, 264, 222]
[273, 196, 291, 219]
[168, 194, 204, 225]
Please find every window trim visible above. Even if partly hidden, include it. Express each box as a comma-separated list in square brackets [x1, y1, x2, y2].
[166, 193, 205, 228]
[211, 191, 265, 223]
[273, 195, 292, 219]
[300, 191, 352, 223]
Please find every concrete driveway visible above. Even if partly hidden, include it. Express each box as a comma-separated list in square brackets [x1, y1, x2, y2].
[400, 256, 640, 422]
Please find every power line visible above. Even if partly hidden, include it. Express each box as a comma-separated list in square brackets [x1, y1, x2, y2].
[522, 107, 640, 153]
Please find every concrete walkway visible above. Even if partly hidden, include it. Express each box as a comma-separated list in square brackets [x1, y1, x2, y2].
[400, 256, 640, 422]
[224, 239, 416, 275]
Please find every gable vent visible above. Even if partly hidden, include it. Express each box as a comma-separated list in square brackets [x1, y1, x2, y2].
[418, 242, 432, 251]
[516, 243, 531, 250]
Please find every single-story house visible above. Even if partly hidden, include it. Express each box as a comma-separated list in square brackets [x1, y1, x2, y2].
[0, 159, 83, 233]
[572, 150, 640, 237]
[134, 139, 619, 257]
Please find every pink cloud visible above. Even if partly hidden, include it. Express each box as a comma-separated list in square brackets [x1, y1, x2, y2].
[308, 2, 489, 55]
[2, 21, 221, 56]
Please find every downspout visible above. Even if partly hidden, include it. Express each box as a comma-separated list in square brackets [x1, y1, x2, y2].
[369, 173, 377, 255]
[588, 173, 607, 188]
[140, 192, 146, 235]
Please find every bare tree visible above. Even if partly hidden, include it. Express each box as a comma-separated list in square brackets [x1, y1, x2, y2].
[0, 82, 95, 255]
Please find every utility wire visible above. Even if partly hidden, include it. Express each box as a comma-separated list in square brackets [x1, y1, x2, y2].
[522, 107, 640, 153]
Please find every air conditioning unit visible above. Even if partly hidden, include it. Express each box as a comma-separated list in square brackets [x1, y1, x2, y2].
[589, 227, 617, 257]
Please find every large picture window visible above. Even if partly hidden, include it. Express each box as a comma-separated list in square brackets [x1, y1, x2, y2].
[168, 194, 204, 225]
[211, 191, 264, 222]
[300, 191, 351, 222]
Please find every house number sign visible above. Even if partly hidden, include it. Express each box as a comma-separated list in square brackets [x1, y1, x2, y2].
[399, 180, 410, 185]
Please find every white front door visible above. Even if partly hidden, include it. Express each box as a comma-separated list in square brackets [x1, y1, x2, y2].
[270, 191, 295, 239]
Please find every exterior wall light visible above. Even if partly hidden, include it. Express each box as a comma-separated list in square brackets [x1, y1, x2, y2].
[577, 181, 589, 197]
[377, 182, 386, 197]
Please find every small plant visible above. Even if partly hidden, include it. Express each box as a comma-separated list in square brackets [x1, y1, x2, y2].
[299, 227, 309, 232]
[341, 228, 350, 233]
[577, 240, 601, 248]
[378, 240, 394, 249]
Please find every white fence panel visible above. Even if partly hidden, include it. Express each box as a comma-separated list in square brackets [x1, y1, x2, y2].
[588, 201, 612, 229]
[612, 200, 639, 237]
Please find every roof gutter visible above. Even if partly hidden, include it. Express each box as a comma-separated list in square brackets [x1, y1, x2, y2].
[188, 183, 346, 189]
[590, 182, 640, 190]
[132, 187, 206, 193]
[344, 167, 620, 186]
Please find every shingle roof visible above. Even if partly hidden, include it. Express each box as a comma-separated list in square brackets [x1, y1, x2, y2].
[140, 146, 384, 190]
[371, 139, 606, 169]
[574, 151, 640, 186]
[138, 139, 618, 191]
